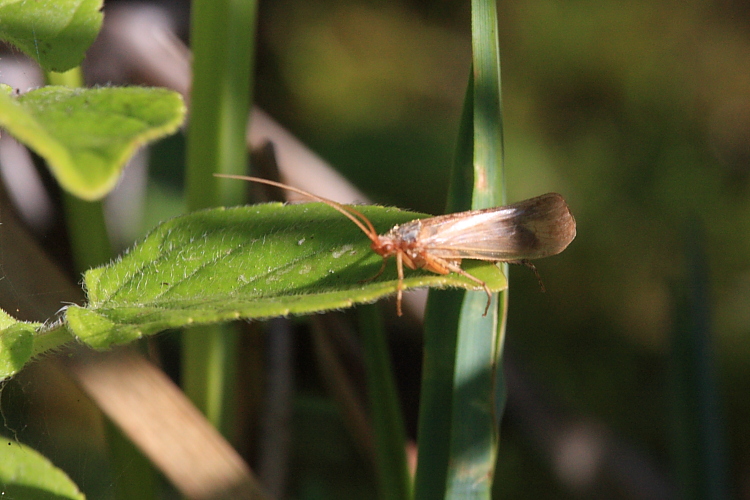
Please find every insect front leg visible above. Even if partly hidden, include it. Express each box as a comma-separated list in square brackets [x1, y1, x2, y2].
[360, 258, 388, 284]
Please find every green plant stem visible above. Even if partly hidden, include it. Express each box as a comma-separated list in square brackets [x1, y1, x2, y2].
[186, 0, 256, 210]
[60, 194, 112, 272]
[183, 0, 257, 436]
[31, 325, 77, 358]
[182, 324, 239, 434]
[358, 304, 412, 500]
[46, 68, 83, 88]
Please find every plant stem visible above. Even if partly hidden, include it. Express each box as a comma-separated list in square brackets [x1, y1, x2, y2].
[183, 0, 258, 436]
[186, 0, 256, 211]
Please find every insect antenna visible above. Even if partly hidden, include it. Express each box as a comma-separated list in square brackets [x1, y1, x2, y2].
[213, 174, 380, 242]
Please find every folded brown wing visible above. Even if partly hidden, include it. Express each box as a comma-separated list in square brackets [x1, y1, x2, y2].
[412, 193, 576, 261]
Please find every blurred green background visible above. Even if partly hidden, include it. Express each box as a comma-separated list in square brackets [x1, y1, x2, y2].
[3, 0, 750, 497]
[251, 0, 750, 497]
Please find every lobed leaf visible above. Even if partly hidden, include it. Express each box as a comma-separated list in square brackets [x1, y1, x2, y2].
[67, 203, 507, 349]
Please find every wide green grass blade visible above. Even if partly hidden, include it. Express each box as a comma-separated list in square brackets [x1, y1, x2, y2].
[413, 288, 463, 499]
[359, 304, 412, 500]
[445, 0, 508, 496]
[415, 0, 507, 496]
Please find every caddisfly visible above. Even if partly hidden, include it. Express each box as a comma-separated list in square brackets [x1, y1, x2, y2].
[215, 174, 576, 316]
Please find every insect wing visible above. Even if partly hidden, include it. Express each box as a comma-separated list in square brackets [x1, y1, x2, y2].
[413, 193, 576, 261]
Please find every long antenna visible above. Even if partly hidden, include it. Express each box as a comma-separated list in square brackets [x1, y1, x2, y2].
[213, 174, 379, 241]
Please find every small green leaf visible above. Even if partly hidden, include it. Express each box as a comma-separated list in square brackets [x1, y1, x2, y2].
[0, 309, 40, 380]
[0, 438, 85, 500]
[0, 0, 103, 72]
[67, 204, 507, 349]
[0, 86, 186, 201]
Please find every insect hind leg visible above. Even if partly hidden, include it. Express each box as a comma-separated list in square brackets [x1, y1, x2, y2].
[509, 259, 546, 292]
[441, 260, 493, 316]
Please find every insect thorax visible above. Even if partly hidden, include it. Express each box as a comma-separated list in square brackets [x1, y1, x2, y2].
[387, 220, 422, 243]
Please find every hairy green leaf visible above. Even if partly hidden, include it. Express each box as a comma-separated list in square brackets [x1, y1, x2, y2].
[0, 86, 186, 200]
[67, 203, 507, 349]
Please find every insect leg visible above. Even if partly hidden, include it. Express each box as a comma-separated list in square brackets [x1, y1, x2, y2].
[396, 250, 405, 316]
[440, 260, 493, 316]
[509, 259, 546, 292]
[360, 258, 388, 284]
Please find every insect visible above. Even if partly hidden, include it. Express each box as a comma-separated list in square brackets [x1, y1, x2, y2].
[215, 174, 576, 316]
